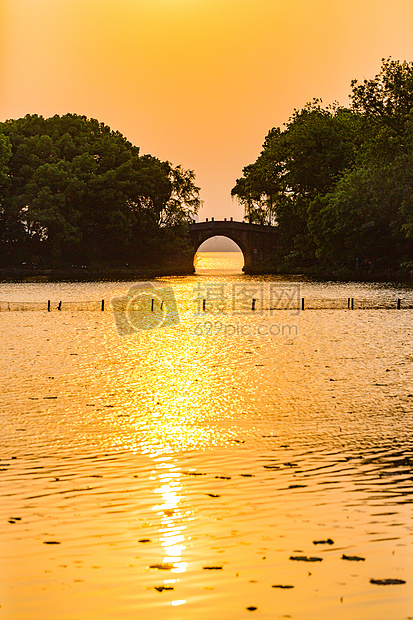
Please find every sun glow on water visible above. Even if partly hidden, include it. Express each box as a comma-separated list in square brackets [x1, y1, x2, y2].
[195, 251, 244, 274]
[151, 456, 188, 604]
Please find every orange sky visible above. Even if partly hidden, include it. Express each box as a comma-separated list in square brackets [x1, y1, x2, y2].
[1, 0, 413, 221]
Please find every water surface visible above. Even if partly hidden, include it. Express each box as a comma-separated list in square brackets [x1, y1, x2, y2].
[1, 253, 413, 619]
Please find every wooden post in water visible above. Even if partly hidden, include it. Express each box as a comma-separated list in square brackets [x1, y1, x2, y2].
[202, 299, 206, 312]
[48, 300, 51, 312]
[348, 298, 351, 309]
[151, 298, 154, 312]
[397, 298, 401, 310]
[351, 298, 354, 310]
[301, 298, 305, 311]
[58, 301, 62, 311]
[252, 298, 256, 311]
[101, 299, 105, 311]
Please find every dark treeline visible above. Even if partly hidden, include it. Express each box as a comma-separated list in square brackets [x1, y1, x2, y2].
[232, 58, 413, 277]
[0, 114, 200, 269]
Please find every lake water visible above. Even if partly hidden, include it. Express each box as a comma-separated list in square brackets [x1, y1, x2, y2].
[1, 252, 413, 619]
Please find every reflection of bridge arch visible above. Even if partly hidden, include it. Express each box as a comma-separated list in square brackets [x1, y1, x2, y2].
[188, 220, 278, 273]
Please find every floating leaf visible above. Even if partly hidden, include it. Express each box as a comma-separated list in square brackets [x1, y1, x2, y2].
[182, 471, 206, 476]
[370, 578, 406, 585]
[290, 555, 322, 562]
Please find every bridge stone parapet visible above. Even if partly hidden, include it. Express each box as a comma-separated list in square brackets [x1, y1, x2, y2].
[188, 220, 278, 273]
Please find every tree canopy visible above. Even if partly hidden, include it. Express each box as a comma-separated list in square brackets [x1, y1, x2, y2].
[232, 58, 413, 275]
[0, 113, 200, 268]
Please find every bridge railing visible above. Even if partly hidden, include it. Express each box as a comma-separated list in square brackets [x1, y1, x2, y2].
[189, 218, 277, 228]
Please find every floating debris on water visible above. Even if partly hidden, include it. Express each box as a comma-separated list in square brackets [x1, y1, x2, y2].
[149, 563, 174, 570]
[202, 566, 223, 570]
[246, 606, 257, 611]
[290, 555, 322, 562]
[205, 493, 220, 498]
[43, 541, 61, 545]
[288, 484, 307, 489]
[313, 539, 334, 545]
[182, 471, 207, 476]
[370, 578, 406, 585]
[154, 586, 174, 592]
[342, 554, 365, 561]
[138, 539, 152, 543]
[272, 584, 294, 589]
[163, 509, 174, 516]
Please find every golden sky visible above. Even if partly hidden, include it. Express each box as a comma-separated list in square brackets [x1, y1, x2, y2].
[1, 0, 413, 220]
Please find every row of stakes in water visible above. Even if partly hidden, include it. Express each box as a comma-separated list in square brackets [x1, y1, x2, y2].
[42, 297, 404, 311]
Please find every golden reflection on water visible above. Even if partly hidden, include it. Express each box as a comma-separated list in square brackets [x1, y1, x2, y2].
[1, 259, 413, 619]
[152, 457, 187, 576]
[151, 456, 188, 608]
[195, 251, 244, 274]
[116, 321, 247, 455]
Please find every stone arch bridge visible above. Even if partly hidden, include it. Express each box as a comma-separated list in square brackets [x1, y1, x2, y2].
[188, 220, 278, 273]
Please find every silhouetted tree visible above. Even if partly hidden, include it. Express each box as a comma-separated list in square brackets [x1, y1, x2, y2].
[0, 114, 200, 267]
[232, 58, 413, 274]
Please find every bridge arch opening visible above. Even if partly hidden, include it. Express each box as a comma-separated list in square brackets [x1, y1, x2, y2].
[189, 220, 278, 274]
[194, 235, 244, 274]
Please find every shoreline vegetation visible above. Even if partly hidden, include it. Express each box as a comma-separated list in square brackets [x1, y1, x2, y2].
[0, 113, 201, 276]
[231, 58, 413, 277]
[0, 264, 192, 282]
[1, 263, 412, 283]
[1, 59, 412, 281]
